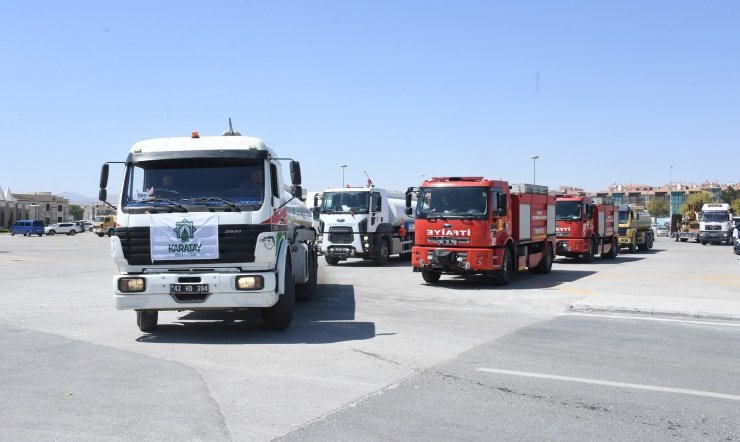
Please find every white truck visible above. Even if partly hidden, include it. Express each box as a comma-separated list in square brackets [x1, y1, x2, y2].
[317, 186, 416, 265]
[98, 127, 318, 332]
[699, 203, 734, 245]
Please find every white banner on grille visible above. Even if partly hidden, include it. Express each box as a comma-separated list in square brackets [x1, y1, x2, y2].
[150, 214, 219, 261]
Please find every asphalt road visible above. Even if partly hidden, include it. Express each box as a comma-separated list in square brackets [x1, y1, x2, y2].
[0, 233, 737, 441]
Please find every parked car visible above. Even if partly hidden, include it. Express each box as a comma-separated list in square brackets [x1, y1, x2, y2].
[74, 221, 87, 233]
[10, 220, 44, 236]
[45, 222, 79, 236]
[84, 221, 94, 232]
[656, 226, 669, 237]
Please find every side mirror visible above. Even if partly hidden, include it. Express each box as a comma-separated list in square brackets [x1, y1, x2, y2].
[405, 193, 412, 208]
[405, 207, 413, 216]
[313, 194, 319, 207]
[290, 161, 302, 185]
[99, 163, 109, 189]
[292, 185, 303, 200]
[98, 188, 107, 202]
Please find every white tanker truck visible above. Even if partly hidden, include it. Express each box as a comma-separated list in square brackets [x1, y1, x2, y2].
[98, 126, 318, 332]
[317, 186, 416, 265]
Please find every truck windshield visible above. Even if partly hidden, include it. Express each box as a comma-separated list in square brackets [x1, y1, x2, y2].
[555, 201, 582, 220]
[320, 191, 369, 214]
[417, 187, 488, 217]
[122, 158, 265, 211]
[702, 212, 728, 222]
[618, 211, 630, 223]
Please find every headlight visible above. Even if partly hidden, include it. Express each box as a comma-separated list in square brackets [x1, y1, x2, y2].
[236, 275, 264, 290]
[119, 278, 145, 293]
[363, 235, 369, 241]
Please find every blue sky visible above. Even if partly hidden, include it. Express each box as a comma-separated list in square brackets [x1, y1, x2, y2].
[1, 1, 738, 198]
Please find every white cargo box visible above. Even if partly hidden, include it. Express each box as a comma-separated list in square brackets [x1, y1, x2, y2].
[510, 183, 549, 195]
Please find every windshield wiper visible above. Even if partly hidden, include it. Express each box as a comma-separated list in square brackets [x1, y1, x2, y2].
[146, 197, 188, 212]
[185, 197, 241, 212]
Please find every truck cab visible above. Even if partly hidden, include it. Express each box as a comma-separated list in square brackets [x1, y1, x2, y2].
[699, 203, 733, 245]
[318, 187, 415, 265]
[99, 129, 317, 332]
[408, 178, 556, 285]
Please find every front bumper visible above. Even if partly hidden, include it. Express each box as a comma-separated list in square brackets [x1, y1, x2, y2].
[556, 239, 586, 254]
[699, 232, 730, 242]
[113, 271, 278, 310]
[412, 246, 497, 273]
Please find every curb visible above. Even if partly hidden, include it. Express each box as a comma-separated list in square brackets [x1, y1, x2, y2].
[569, 303, 740, 321]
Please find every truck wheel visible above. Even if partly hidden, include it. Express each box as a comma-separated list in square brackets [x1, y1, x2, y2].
[261, 261, 295, 330]
[531, 243, 553, 274]
[296, 249, 318, 302]
[648, 234, 654, 249]
[421, 270, 441, 283]
[373, 239, 390, 265]
[136, 310, 158, 332]
[324, 256, 339, 266]
[107, 228, 115, 237]
[606, 237, 618, 259]
[701, 241, 707, 245]
[492, 248, 513, 286]
[583, 238, 596, 263]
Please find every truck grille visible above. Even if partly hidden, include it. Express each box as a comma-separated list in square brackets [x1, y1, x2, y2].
[328, 227, 353, 244]
[706, 225, 721, 230]
[618, 227, 627, 236]
[116, 225, 271, 266]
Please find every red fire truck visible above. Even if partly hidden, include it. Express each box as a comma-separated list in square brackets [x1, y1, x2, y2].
[555, 196, 618, 262]
[405, 178, 556, 285]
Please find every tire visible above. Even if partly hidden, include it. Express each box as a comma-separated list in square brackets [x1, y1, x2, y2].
[606, 237, 618, 259]
[136, 310, 158, 332]
[647, 234, 654, 249]
[679, 238, 687, 242]
[97, 233, 104, 237]
[324, 255, 339, 266]
[261, 260, 295, 330]
[48, 230, 56, 236]
[583, 238, 596, 263]
[531, 243, 553, 274]
[10, 232, 14, 236]
[373, 238, 390, 265]
[107, 228, 115, 237]
[296, 248, 318, 302]
[701, 241, 707, 246]
[493, 248, 513, 286]
[421, 270, 441, 283]
[68, 230, 77, 236]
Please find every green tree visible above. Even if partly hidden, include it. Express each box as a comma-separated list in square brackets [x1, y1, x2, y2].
[647, 199, 670, 218]
[732, 199, 740, 215]
[721, 186, 739, 206]
[679, 191, 716, 214]
[69, 204, 84, 220]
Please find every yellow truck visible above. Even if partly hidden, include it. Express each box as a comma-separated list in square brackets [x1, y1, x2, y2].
[93, 215, 117, 237]
[617, 204, 654, 253]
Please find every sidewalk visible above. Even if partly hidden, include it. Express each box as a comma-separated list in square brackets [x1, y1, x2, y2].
[566, 240, 740, 321]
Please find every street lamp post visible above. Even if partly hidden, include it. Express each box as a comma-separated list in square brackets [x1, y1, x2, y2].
[669, 165, 674, 216]
[529, 155, 539, 184]
[340, 165, 347, 188]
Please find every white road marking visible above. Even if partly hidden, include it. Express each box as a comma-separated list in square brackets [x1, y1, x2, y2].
[476, 368, 740, 401]
[566, 312, 740, 327]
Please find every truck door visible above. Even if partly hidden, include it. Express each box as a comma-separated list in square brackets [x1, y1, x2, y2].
[370, 192, 381, 226]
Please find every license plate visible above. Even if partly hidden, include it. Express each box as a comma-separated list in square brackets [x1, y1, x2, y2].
[170, 283, 209, 294]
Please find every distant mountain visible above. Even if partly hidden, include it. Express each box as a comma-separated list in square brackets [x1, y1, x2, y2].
[61, 191, 98, 205]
